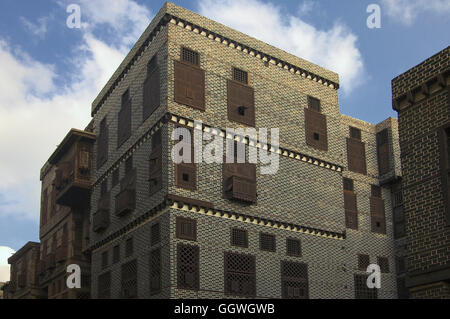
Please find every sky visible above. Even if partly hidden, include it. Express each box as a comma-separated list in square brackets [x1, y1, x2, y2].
[0, 0, 448, 279]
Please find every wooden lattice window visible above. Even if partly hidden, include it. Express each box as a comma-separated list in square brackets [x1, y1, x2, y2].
[354, 274, 377, 299]
[100, 179, 108, 197]
[307, 96, 321, 112]
[377, 129, 390, 175]
[304, 107, 328, 151]
[41, 188, 48, 226]
[113, 245, 120, 264]
[233, 67, 248, 84]
[286, 238, 302, 257]
[347, 138, 367, 175]
[151, 223, 160, 246]
[98, 272, 111, 299]
[349, 127, 362, 140]
[176, 217, 197, 241]
[377, 256, 389, 273]
[260, 233, 276, 252]
[125, 238, 134, 257]
[121, 260, 137, 299]
[143, 55, 160, 121]
[281, 261, 309, 299]
[150, 248, 161, 294]
[177, 243, 199, 291]
[118, 89, 132, 147]
[97, 117, 108, 169]
[358, 254, 370, 271]
[231, 228, 248, 248]
[181, 47, 199, 66]
[227, 79, 255, 127]
[224, 252, 256, 297]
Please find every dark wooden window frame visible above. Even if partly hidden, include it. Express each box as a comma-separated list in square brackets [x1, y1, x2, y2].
[286, 238, 302, 257]
[176, 216, 197, 241]
[177, 243, 200, 291]
[231, 227, 248, 248]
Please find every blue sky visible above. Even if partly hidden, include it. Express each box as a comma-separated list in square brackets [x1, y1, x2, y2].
[0, 0, 448, 269]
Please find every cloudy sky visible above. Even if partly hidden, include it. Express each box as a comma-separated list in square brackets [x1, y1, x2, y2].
[0, 0, 448, 279]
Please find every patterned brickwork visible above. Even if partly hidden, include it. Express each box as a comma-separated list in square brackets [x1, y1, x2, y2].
[86, 2, 402, 299]
[392, 46, 450, 298]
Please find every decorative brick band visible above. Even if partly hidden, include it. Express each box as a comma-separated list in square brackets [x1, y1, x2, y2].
[168, 113, 344, 173]
[88, 195, 345, 252]
[92, 13, 339, 116]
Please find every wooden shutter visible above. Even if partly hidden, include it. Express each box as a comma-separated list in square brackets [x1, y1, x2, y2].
[377, 129, 390, 175]
[358, 254, 370, 270]
[143, 66, 160, 120]
[149, 146, 162, 196]
[175, 127, 197, 191]
[227, 79, 255, 127]
[343, 178, 358, 230]
[304, 108, 328, 151]
[349, 127, 361, 140]
[177, 244, 200, 291]
[347, 138, 367, 175]
[223, 162, 257, 203]
[174, 61, 205, 111]
[370, 197, 386, 234]
[118, 99, 132, 147]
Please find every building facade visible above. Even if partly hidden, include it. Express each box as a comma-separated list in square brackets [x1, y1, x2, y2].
[87, 2, 402, 299]
[392, 46, 450, 298]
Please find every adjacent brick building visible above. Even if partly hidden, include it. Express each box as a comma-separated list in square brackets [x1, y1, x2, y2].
[392, 46, 450, 298]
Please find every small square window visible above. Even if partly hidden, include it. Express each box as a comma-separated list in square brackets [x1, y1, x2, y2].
[286, 238, 301, 257]
[233, 68, 248, 84]
[350, 127, 361, 140]
[182, 173, 189, 182]
[260, 233, 276, 252]
[358, 254, 370, 271]
[176, 217, 197, 241]
[181, 47, 199, 66]
[343, 178, 354, 192]
[313, 133, 320, 141]
[307, 96, 321, 112]
[231, 228, 248, 248]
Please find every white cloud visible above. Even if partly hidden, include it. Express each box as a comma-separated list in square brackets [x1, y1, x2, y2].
[198, 0, 364, 94]
[0, 247, 15, 282]
[381, 0, 450, 25]
[0, 0, 152, 221]
[298, 0, 316, 16]
[20, 16, 51, 39]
